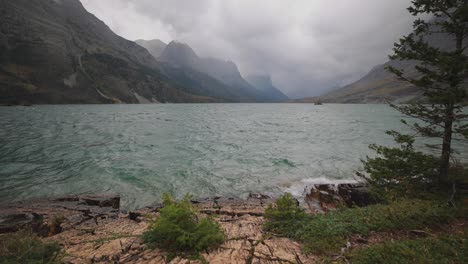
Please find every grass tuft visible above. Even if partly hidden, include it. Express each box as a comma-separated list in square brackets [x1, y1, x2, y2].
[264, 195, 461, 254]
[0, 229, 62, 264]
[348, 233, 468, 264]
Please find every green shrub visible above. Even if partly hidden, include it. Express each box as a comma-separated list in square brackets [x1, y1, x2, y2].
[357, 132, 441, 201]
[264, 198, 460, 254]
[264, 193, 308, 236]
[142, 193, 224, 253]
[348, 233, 468, 264]
[0, 229, 62, 264]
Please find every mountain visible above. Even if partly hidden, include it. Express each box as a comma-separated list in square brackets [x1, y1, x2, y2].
[152, 40, 280, 102]
[197, 58, 259, 100]
[0, 0, 220, 104]
[135, 39, 254, 102]
[155, 41, 255, 102]
[319, 22, 467, 104]
[135, 39, 167, 58]
[320, 60, 420, 103]
[287, 96, 320, 103]
[157, 63, 254, 102]
[245, 75, 289, 102]
[159, 41, 200, 68]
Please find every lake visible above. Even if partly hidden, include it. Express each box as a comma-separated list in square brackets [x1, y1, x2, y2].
[0, 104, 466, 209]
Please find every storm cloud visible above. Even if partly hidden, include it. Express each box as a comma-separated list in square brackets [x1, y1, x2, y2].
[81, 0, 414, 98]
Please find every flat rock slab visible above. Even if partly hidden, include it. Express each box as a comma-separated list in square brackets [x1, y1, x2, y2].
[1, 194, 318, 263]
[0, 194, 120, 234]
[0, 183, 372, 263]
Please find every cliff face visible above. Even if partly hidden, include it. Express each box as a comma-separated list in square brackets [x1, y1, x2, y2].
[0, 0, 217, 104]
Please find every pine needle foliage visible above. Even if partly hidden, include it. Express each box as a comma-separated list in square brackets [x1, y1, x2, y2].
[360, 0, 468, 199]
[358, 132, 440, 200]
[386, 0, 468, 179]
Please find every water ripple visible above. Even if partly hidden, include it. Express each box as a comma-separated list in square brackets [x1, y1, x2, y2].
[0, 104, 466, 209]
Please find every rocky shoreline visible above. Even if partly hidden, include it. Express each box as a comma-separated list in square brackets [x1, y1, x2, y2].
[0, 183, 372, 263]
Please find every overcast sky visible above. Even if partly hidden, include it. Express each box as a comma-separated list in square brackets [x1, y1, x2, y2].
[81, 0, 415, 99]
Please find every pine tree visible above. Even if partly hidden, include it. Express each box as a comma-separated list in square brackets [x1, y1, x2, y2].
[387, 0, 468, 180]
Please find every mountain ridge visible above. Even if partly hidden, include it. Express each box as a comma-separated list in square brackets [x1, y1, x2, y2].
[0, 0, 219, 104]
[135, 39, 167, 59]
[138, 39, 289, 103]
[245, 75, 289, 102]
[316, 22, 467, 104]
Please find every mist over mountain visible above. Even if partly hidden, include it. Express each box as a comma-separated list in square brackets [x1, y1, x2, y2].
[139, 39, 287, 102]
[317, 21, 468, 104]
[318, 60, 419, 103]
[81, 0, 416, 99]
[135, 39, 167, 58]
[0, 0, 287, 104]
[0, 0, 223, 104]
[245, 75, 289, 102]
[3, 0, 462, 105]
[159, 41, 199, 68]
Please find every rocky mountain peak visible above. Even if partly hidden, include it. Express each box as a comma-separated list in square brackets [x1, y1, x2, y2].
[135, 39, 167, 58]
[159, 40, 200, 67]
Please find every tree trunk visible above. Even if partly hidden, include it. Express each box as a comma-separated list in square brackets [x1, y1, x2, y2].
[439, 30, 464, 180]
[439, 106, 454, 180]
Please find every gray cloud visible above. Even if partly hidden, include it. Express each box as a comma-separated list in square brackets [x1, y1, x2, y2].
[81, 0, 414, 98]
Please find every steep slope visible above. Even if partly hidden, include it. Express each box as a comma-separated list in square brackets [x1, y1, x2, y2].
[0, 0, 217, 104]
[159, 41, 199, 68]
[320, 25, 467, 104]
[158, 62, 253, 102]
[136, 39, 250, 102]
[245, 75, 289, 102]
[135, 39, 167, 58]
[197, 58, 271, 102]
[157, 40, 278, 102]
[320, 61, 420, 103]
[156, 41, 254, 102]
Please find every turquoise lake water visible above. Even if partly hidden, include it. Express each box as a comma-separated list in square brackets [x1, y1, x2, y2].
[0, 104, 466, 209]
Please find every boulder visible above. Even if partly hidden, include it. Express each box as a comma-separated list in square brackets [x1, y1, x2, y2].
[0, 212, 41, 233]
[304, 183, 375, 213]
[338, 184, 375, 207]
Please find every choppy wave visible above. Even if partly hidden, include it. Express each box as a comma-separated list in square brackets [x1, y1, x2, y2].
[0, 104, 466, 209]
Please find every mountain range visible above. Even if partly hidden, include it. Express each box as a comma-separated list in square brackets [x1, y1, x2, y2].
[0, 0, 288, 105]
[2, 0, 463, 105]
[137, 39, 288, 102]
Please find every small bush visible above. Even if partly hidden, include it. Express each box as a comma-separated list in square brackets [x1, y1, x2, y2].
[264, 193, 308, 236]
[348, 233, 468, 264]
[357, 132, 440, 201]
[142, 193, 224, 253]
[264, 197, 460, 254]
[0, 229, 62, 264]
